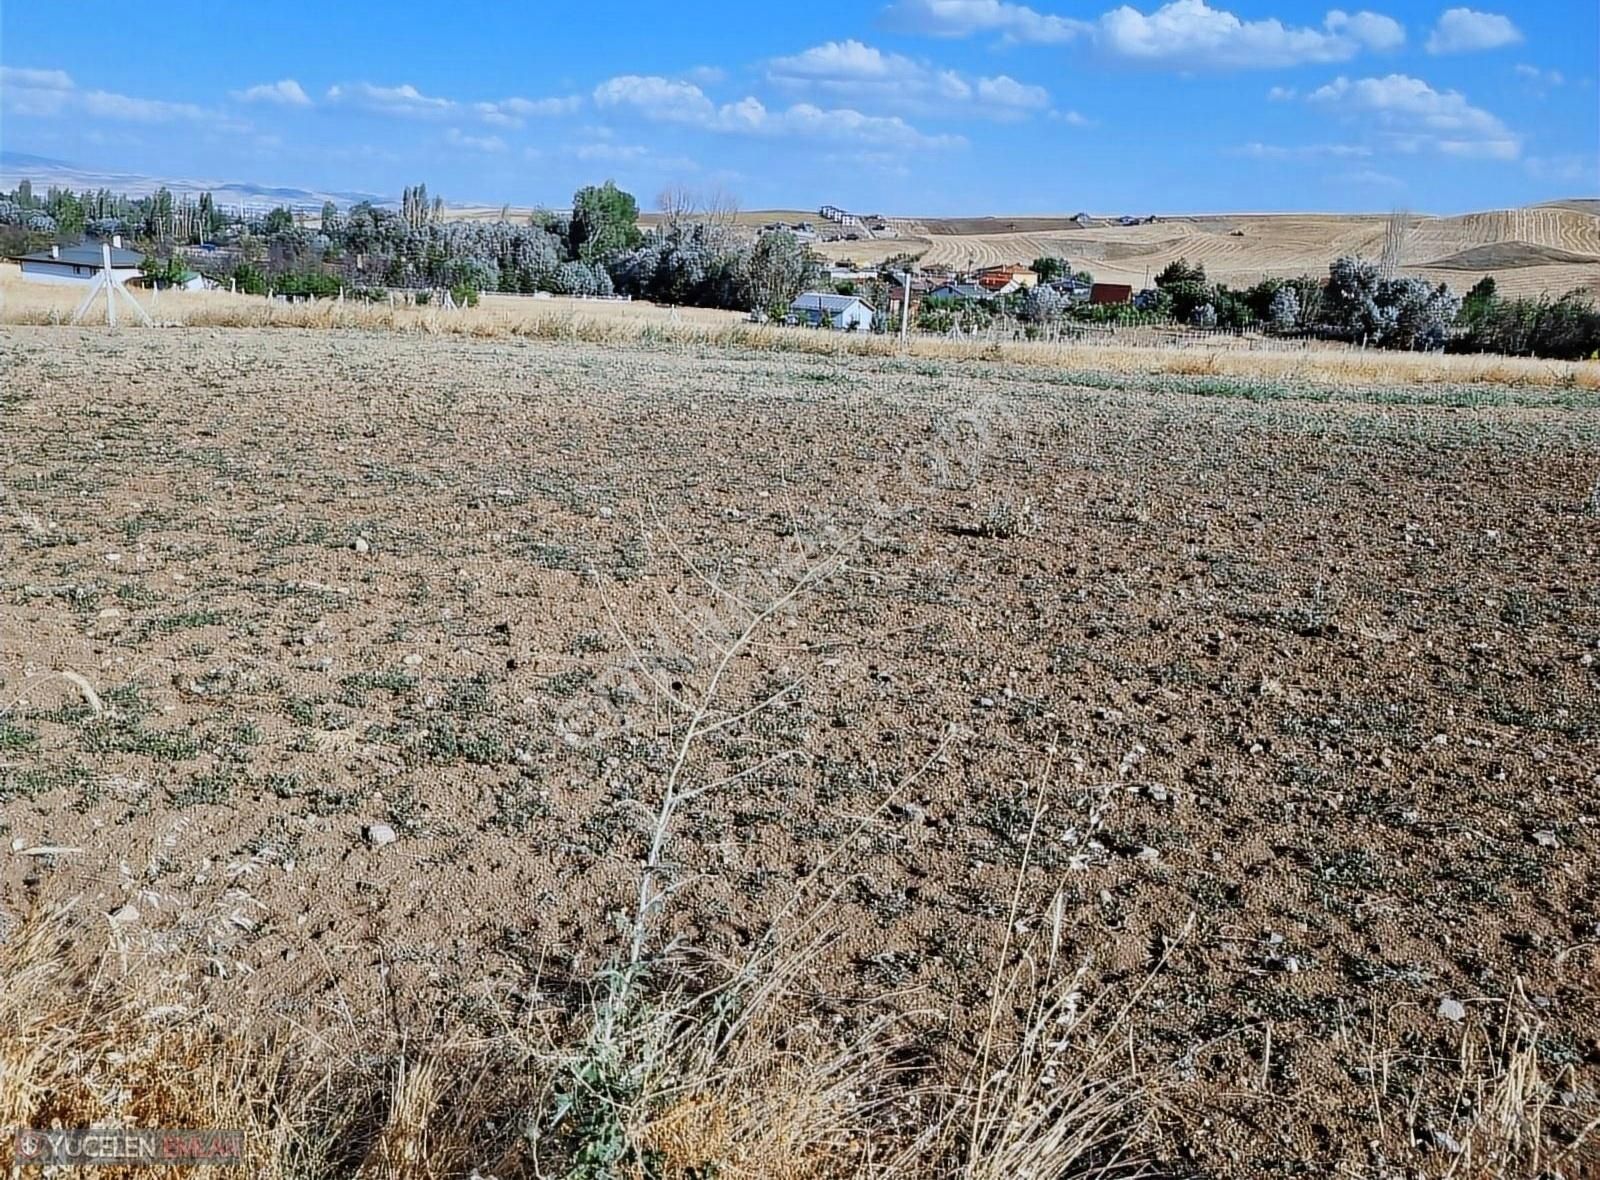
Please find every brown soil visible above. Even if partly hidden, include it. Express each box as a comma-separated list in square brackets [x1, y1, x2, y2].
[2, 326, 1598, 1175]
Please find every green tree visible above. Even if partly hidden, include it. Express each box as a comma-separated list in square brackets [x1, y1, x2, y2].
[144, 186, 175, 240]
[1031, 256, 1068, 282]
[1163, 280, 1212, 323]
[139, 254, 189, 288]
[569, 180, 642, 264]
[1460, 275, 1497, 331]
[52, 190, 86, 236]
[746, 230, 818, 318]
[231, 262, 268, 294]
[263, 206, 295, 235]
[1155, 257, 1206, 288]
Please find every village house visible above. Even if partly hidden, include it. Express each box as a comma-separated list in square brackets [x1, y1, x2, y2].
[789, 292, 875, 331]
[12, 237, 144, 285]
[927, 282, 991, 302]
[974, 264, 1038, 291]
[1090, 282, 1134, 305]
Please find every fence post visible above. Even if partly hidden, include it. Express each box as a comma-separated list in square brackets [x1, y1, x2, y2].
[104, 244, 117, 328]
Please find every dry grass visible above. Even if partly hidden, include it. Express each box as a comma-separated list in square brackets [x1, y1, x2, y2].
[959, 790, 1177, 1180]
[3, 265, 1596, 390]
[5, 899, 1584, 1179]
[0, 902, 305, 1178]
[0, 896, 1169, 1180]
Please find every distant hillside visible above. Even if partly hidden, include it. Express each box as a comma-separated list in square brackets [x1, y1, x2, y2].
[806, 204, 1600, 301]
[0, 151, 384, 210]
[1425, 242, 1600, 270]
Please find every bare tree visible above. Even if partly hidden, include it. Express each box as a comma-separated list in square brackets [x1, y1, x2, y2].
[702, 185, 741, 228]
[656, 184, 697, 234]
[1380, 207, 1410, 280]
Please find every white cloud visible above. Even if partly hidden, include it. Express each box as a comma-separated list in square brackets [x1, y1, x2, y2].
[1268, 85, 1298, 100]
[1514, 63, 1564, 88]
[773, 102, 966, 147]
[446, 128, 507, 152]
[1426, 8, 1520, 54]
[0, 66, 75, 115]
[1095, 2, 1405, 68]
[593, 75, 718, 123]
[1524, 154, 1597, 184]
[771, 39, 912, 83]
[326, 81, 579, 127]
[1307, 73, 1520, 159]
[474, 95, 582, 126]
[882, 0, 1088, 43]
[0, 66, 73, 90]
[231, 79, 311, 106]
[883, 0, 1406, 63]
[80, 91, 213, 121]
[2, 65, 243, 127]
[976, 74, 1050, 110]
[502, 95, 581, 118]
[1325, 9, 1406, 50]
[594, 74, 964, 149]
[766, 39, 1048, 117]
[1234, 140, 1373, 158]
[568, 142, 700, 173]
[326, 82, 454, 117]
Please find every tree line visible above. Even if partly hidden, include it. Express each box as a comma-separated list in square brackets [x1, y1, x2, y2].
[1, 177, 821, 319]
[2, 177, 1595, 358]
[1054, 255, 1596, 359]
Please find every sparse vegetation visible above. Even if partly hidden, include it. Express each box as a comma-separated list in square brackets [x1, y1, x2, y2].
[0, 315, 1596, 1178]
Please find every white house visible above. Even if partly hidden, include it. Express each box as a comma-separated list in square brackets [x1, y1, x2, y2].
[13, 237, 145, 286]
[790, 292, 875, 331]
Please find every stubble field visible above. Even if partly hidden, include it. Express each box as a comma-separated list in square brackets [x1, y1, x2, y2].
[2, 325, 1598, 1178]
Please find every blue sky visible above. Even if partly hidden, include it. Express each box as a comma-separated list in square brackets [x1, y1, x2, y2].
[1, 0, 1594, 214]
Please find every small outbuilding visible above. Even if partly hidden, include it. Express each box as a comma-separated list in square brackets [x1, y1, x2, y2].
[1090, 282, 1134, 305]
[13, 237, 145, 285]
[790, 292, 875, 331]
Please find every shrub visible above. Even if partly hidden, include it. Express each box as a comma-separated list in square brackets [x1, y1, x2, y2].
[1269, 286, 1301, 330]
[1021, 285, 1064, 324]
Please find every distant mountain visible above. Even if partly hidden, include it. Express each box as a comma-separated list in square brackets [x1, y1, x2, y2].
[0, 151, 387, 209]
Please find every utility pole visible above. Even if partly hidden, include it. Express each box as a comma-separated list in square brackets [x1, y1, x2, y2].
[899, 267, 912, 345]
